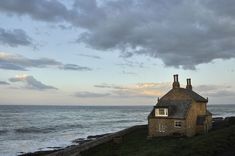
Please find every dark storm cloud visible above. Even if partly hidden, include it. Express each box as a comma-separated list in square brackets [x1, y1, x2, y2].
[9, 75, 57, 90]
[0, 28, 32, 47]
[0, 0, 69, 22]
[1, 0, 235, 69]
[0, 52, 92, 71]
[0, 62, 27, 71]
[74, 0, 235, 69]
[204, 1, 235, 19]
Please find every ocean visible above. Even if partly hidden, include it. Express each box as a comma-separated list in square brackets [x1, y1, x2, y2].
[0, 104, 235, 156]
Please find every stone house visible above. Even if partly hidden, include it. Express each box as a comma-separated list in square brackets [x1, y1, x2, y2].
[148, 75, 212, 137]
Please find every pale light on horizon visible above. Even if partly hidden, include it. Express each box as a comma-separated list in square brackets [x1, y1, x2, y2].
[0, 0, 235, 105]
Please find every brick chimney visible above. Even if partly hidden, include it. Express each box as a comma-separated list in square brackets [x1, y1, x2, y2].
[186, 78, 192, 90]
[172, 74, 180, 89]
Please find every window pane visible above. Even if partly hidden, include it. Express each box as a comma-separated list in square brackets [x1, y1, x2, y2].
[159, 108, 165, 115]
[175, 121, 182, 127]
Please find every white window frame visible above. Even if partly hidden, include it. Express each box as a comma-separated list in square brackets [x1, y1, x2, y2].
[174, 121, 182, 128]
[155, 108, 168, 117]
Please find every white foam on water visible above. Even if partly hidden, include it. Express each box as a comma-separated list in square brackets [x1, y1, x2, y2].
[0, 105, 234, 156]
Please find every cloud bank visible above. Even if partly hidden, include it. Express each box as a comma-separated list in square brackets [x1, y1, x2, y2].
[61, 64, 91, 71]
[74, 91, 111, 98]
[195, 85, 235, 98]
[0, 0, 69, 22]
[9, 74, 57, 90]
[0, 52, 92, 71]
[76, 83, 235, 100]
[1, 0, 235, 69]
[75, 82, 170, 98]
[74, 0, 235, 69]
[0, 81, 9, 85]
[0, 28, 32, 47]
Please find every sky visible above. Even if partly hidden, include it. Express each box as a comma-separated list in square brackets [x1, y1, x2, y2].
[0, 0, 235, 105]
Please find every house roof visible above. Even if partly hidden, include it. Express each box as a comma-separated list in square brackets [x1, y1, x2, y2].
[162, 88, 208, 102]
[148, 75, 209, 120]
[182, 88, 208, 102]
[148, 87, 208, 119]
[154, 100, 192, 119]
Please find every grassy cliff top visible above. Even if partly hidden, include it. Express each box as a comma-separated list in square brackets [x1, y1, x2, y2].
[81, 121, 235, 156]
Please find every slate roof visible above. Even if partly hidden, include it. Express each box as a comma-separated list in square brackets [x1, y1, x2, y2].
[182, 88, 208, 102]
[148, 86, 209, 119]
[162, 88, 208, 102]
[152, 100, 192, 119]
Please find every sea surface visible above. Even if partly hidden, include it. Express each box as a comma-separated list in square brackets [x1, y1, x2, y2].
[0, 104, 235, 156]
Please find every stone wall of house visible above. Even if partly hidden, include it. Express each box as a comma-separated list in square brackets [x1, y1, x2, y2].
[148, 118, 156, 137]
[148, 83, 212, 137]
[195, 115, 212, 134]
[196, 102, 207, 115]
[185, 101, 208, 136]
[185, 101, 198, 136]
[148, 118, 186, 137]
[206, 114, 212, 130]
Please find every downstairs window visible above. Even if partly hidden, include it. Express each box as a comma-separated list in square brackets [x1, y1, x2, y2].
[174, 121, 182, 128]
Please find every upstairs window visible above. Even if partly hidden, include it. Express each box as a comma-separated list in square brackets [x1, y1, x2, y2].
[174, 121, 182, 128]
[159, 108, 165, 115]
[155, 108, 168, 117]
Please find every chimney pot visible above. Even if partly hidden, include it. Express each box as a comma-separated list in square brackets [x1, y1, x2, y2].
[186, 78, 192, 90]
[172, 74, 180, 89]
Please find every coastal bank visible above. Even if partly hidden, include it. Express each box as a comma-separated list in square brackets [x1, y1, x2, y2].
[21, 116, 235, 156]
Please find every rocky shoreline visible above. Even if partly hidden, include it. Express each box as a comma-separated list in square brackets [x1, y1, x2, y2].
[18, 133, 112, 156]
[19, 116, 235, 156]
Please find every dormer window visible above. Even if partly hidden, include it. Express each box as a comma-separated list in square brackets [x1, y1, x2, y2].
[155, 108, 168, 117]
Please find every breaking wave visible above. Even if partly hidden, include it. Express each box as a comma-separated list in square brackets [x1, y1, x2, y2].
[15, 127, 55, 134]
[14, 123, 84, 134]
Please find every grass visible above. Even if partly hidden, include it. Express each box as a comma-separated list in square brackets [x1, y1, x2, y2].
[81, 124, 235, 156]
